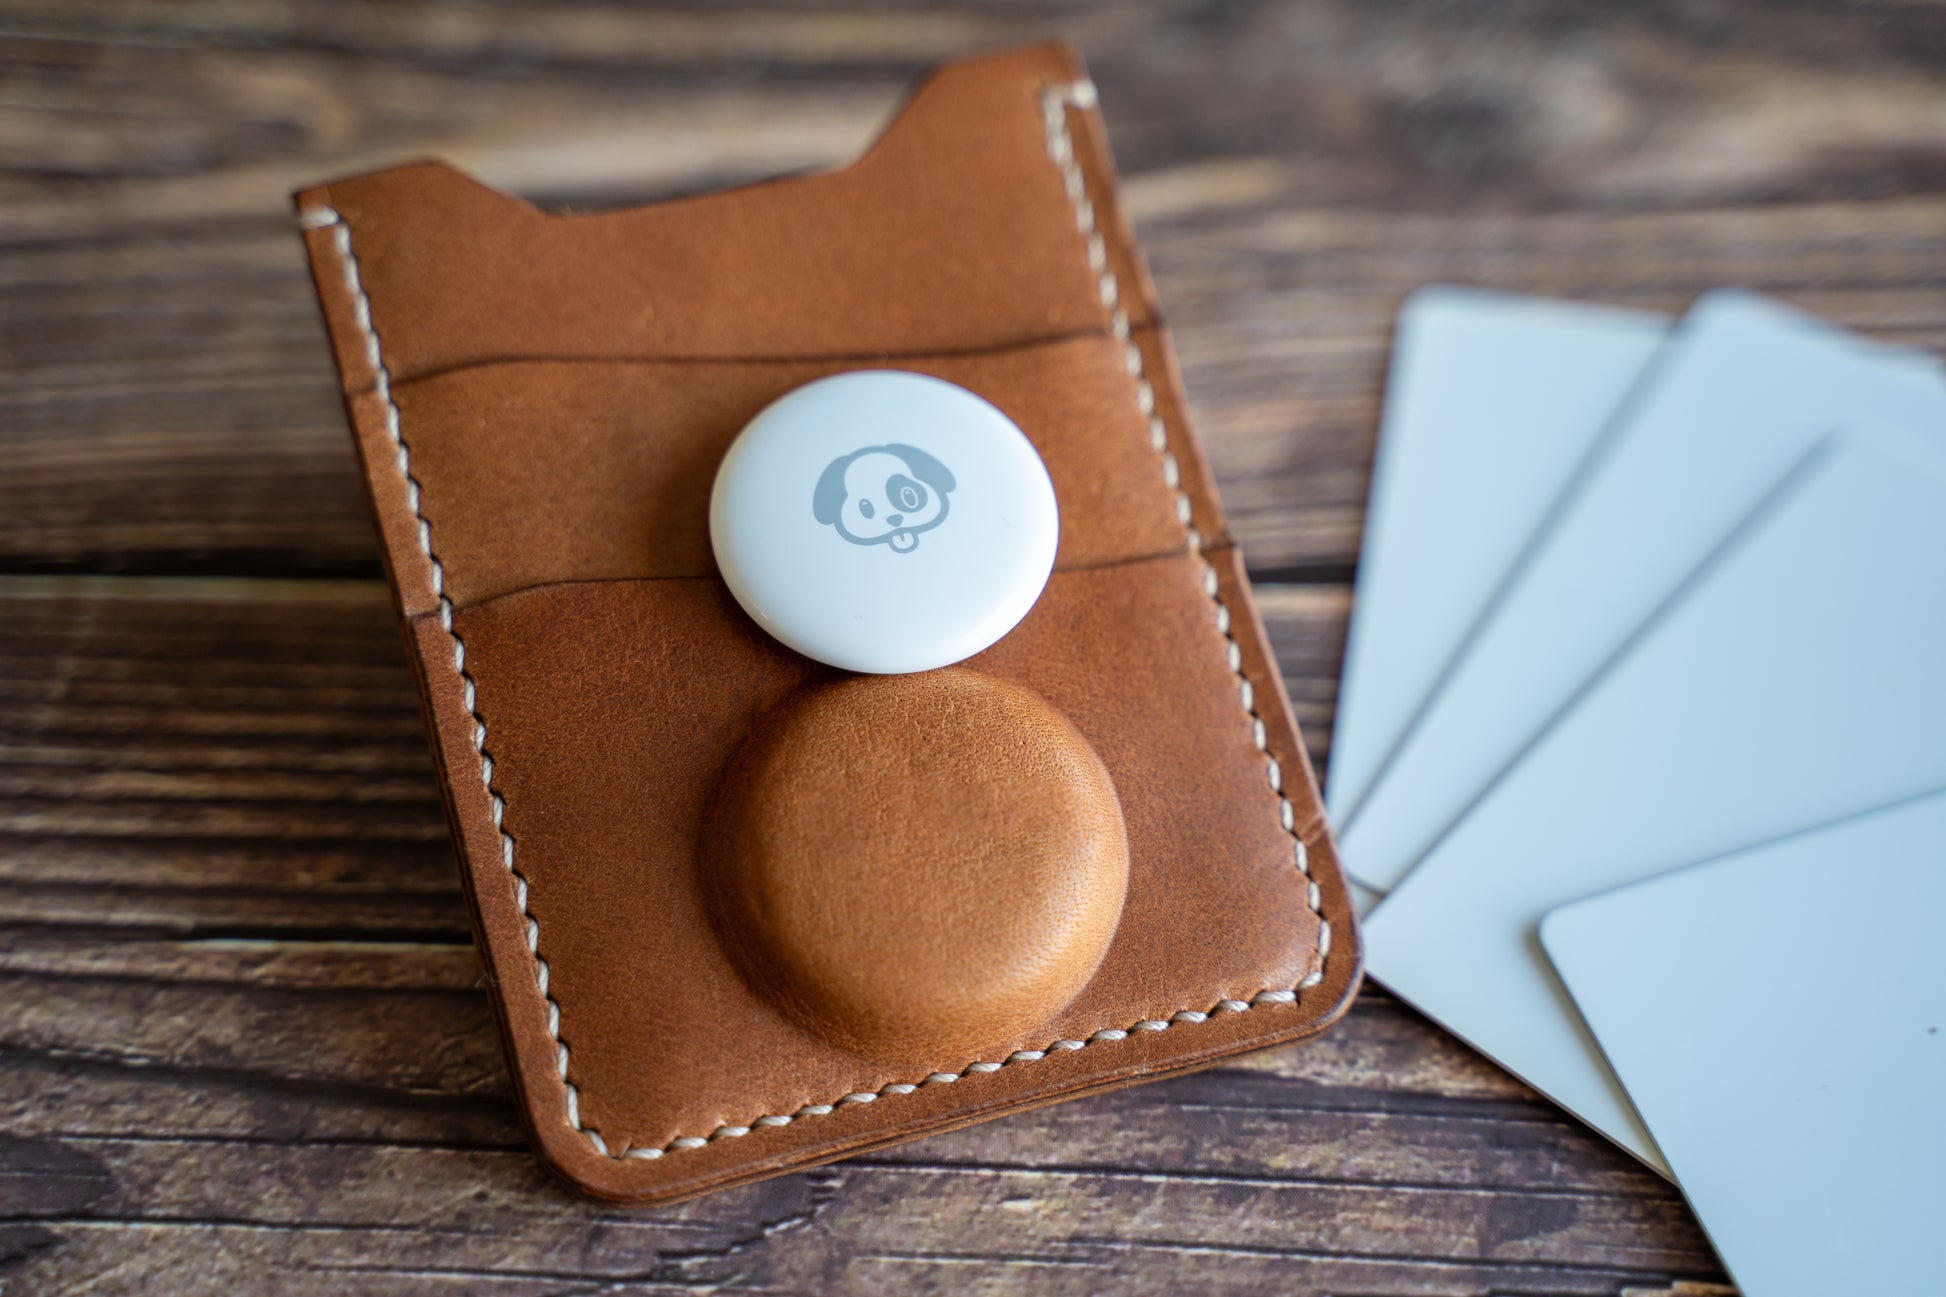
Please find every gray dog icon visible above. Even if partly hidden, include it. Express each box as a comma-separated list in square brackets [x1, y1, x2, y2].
[812, 444, 956, 553]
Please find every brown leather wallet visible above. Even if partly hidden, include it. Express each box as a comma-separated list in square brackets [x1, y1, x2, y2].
[296, 42, 1361, 1205]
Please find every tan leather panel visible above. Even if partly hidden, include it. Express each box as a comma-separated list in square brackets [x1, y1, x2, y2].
[391, 336, 1187, 607]
[298, 45, 1153, 384]
[301, 43, 1363, 1204]
[446, 551, 1328, 1162]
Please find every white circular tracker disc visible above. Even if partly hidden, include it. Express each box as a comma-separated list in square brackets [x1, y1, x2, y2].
[709, 371, 1059, 674]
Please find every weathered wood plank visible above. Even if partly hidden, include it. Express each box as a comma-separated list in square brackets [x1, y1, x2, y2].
[0, 988, 1568, 1164]
[0, 1050, 527, 1157]
[7, 0, 1946, 232]
[2, 1139, 1711, 1296]
[0, 970, 1712, 1290]
[1, 951, 1617, 1177]
[0, 941, 1544, 1118]
[0, 1099, 1706, 1288]
[6, 1218, 1696, 1297]
[1, 973, 506, 1101]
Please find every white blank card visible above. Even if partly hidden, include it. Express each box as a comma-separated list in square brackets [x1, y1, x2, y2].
[1543, 789, 1946, 1297]
[1364, 430, 1946, 1169]
[1339, 291, 1946, 892]
[1328, 288, 1666, 867]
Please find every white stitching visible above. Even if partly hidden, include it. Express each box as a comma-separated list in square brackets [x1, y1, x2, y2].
[300, 206, 600, 1154]
[613, 981, 1334, 1157]
[1039, 80, 1326, 914]
[299, 77, 1331, 1165]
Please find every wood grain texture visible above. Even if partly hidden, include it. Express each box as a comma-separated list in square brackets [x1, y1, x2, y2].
[8, 0, 1944, 1290]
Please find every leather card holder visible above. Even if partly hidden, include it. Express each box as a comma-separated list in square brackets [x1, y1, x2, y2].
[295, 42, 1362, 1205]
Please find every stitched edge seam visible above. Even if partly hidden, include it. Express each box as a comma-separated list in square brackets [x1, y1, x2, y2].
[299, 205, 605, 1153]
[300, 79, 1328, 1164]
[1041, 80, 1330, 934]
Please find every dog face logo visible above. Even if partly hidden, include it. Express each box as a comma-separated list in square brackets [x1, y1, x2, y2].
[812, 444, 956, 554]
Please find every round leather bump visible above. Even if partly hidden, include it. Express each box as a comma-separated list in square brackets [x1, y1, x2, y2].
[703, 668, 1129, 1065]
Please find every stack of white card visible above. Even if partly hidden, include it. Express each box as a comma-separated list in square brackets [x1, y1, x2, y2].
[1332, 288, 1946, 1297]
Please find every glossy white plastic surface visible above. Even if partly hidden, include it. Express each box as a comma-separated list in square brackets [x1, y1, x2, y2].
[1328, 288, 1667, 864]
[1341, 291, 1946, 891]
[1366, 430, 1946, 1171]
[709, 371, 1059, 674]
[1542, 789, 1946, 1297]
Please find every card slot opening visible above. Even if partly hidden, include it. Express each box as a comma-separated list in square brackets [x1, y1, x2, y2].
[363, 320, 1162, 397]
[423, 538, 1215, 624]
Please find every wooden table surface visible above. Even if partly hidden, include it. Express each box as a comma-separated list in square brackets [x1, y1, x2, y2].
[6, 2, 1944, 1292]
